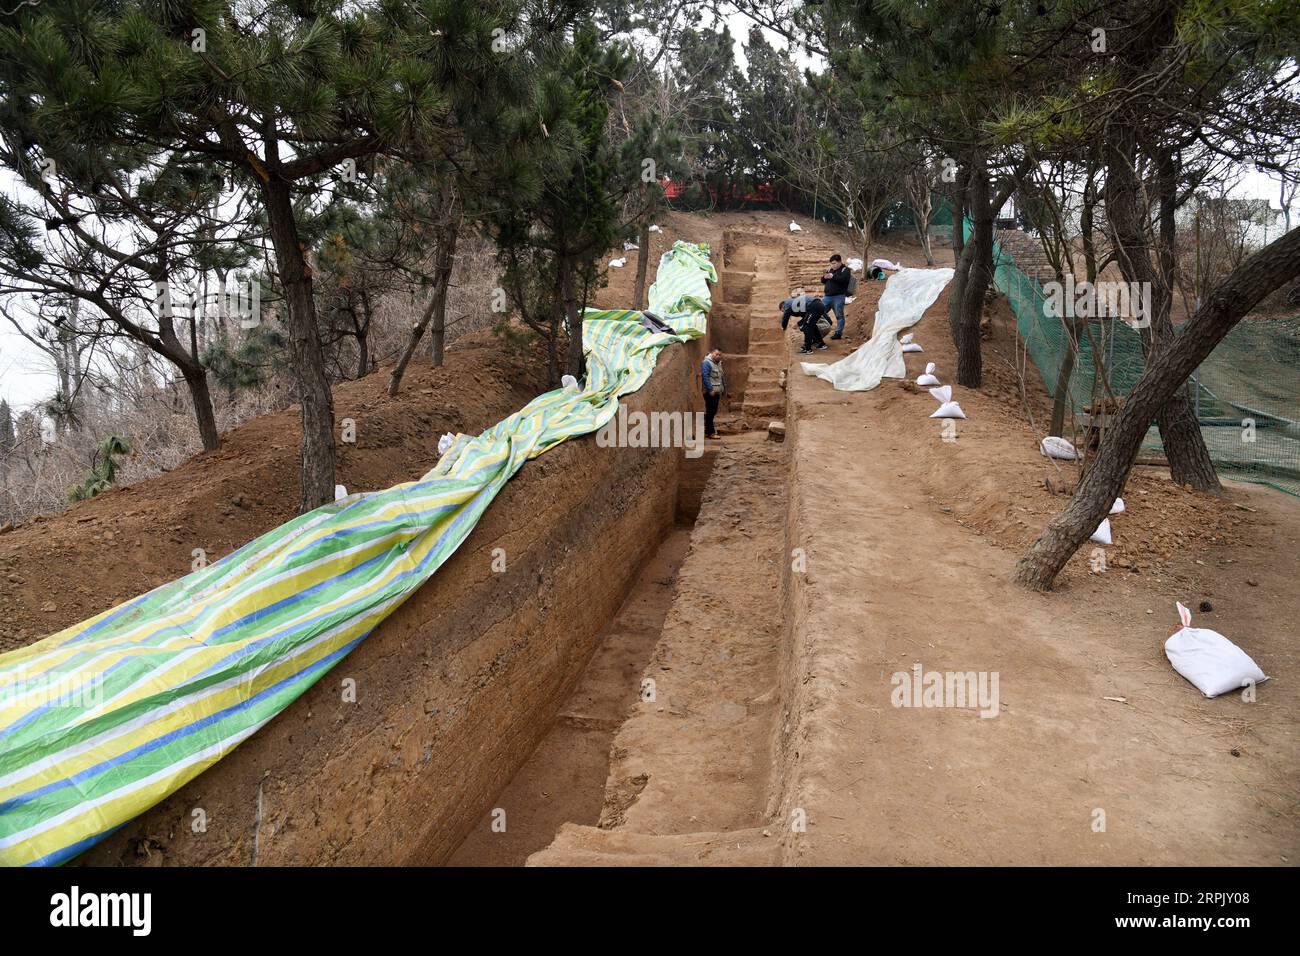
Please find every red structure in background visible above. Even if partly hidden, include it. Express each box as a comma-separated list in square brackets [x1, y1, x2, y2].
[660, 178, 778, 206]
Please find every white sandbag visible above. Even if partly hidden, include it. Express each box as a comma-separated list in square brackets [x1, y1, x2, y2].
[871, 258, 903, 272]
[1040, 436, 1081, 460]
[622, 241, 639, 251]
[901, 342, 924, 353]
[901, 332, 915, 344]
[334, 484, 348, 501]
[802, 268, 954, 391]
[916, 367, 941, 387]
[788, 221, 802, 232]
[928, 386, 952, 404]
[437, 432, 456, 456]
[1109, 497, 1126, 515]
[608, 257, 627, 268]
[1165, 602, 1267, 698]
[930, 402, 966, 419]
[1090, 518, 1112, 545]
[847, 257, 864, 271]
[648, 224, 662, 233]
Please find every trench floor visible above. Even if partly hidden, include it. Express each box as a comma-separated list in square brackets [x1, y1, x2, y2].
[447, 527, 694, 865]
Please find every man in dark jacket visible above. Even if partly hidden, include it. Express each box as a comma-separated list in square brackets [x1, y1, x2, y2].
[820, 254, 852, 339]
[780, 293, 831, 355]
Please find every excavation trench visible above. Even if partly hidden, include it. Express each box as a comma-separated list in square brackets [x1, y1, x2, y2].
[70, 341, 720, 867]
[449, 429, 792, 866]
[447, 511, 700, 865]
[55, 228, 796, 868]
[451, 230, 794, 865]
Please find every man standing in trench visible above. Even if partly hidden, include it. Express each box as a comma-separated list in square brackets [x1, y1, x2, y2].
[701, 348, 726, 441]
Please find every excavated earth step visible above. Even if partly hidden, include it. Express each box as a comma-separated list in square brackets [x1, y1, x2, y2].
[747, 347, 786, 364]
[720, 271, 756, 304]
[748, 326, 788, 345]
[528, 825, 780, 866]
[743, 400, 786, 419]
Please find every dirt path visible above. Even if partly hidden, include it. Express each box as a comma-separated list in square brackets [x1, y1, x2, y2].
[780, 286, 1300, 865]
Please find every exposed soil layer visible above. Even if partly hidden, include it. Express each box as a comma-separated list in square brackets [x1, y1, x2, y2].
[532, 432, 789, 866]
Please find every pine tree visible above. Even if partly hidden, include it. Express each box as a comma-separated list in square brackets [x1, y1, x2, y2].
[485, 22, 636, 382]
[0, 0, 542, 512]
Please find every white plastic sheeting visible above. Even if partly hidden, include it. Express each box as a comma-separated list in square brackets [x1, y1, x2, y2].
[801, 268, 954, 391]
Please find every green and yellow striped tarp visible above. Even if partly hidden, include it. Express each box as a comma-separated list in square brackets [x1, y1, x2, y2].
[0, 240, 715, 866]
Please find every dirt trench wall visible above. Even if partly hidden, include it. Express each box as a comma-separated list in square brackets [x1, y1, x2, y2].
[77, 341, 704, 867]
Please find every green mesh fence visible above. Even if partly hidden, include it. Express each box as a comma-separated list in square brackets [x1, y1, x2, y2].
[974, 220, 1300, 497]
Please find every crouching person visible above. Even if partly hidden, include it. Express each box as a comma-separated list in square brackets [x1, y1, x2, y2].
[780, 292, 831, 355]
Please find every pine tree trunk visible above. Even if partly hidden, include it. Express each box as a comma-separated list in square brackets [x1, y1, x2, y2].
[1105, 130, 1219, 491]
[562, 256, 583, 379]
[356, 327, 369, 379]
[389, 294, 437, 396]
[429, 220, 459, 369]
[948, 171, 972, 338]
[1014, 224, 1300, 590]
[263, 179, 336, 513]
[917, 220, 935, 266]
[388, 220, 459, 395]
[952, 177, 967, 266]
[183, 365, 221, 452]
[953, 164, 992, 387]
[154, 306, 221, 454]
[1048, 317, 1080, 437]
[632, 218, 652, 310]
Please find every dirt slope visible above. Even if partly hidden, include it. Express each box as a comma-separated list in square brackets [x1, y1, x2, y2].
[776, 228, 1299, 864]
[0, 335, 549, 653]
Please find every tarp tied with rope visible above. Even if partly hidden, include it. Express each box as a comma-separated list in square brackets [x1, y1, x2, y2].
[0, 239, 715, 866]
